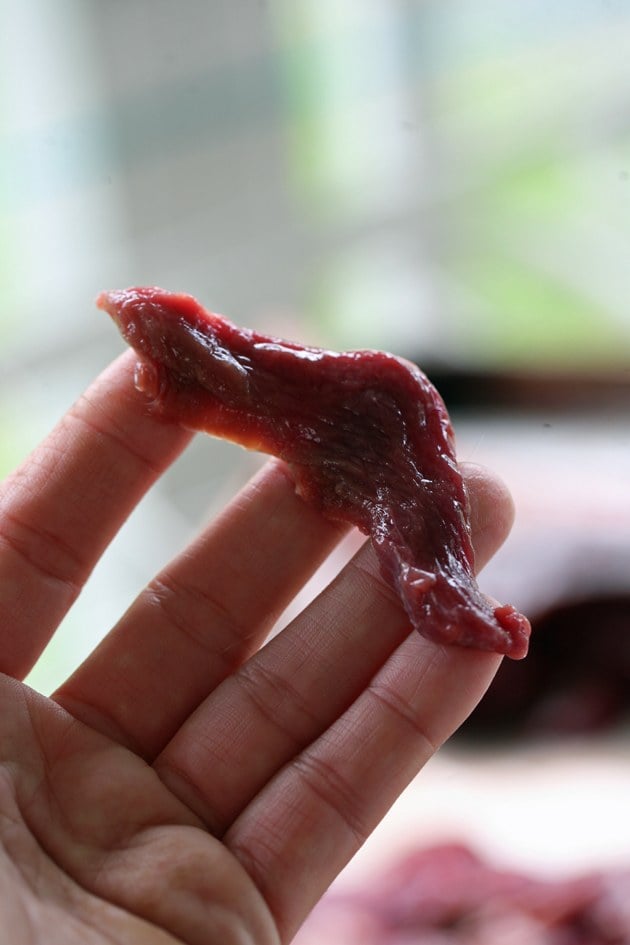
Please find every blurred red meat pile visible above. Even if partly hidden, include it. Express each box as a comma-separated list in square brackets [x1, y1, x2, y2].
[296, 843, 630, 945]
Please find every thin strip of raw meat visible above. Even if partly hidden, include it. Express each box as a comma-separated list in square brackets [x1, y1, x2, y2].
[98, 286, 530, 659]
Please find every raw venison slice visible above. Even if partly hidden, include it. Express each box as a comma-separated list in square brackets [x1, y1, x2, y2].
[99, 286, 530, 659]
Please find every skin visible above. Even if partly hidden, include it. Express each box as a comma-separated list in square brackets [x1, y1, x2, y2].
[0, 351, 515, 944]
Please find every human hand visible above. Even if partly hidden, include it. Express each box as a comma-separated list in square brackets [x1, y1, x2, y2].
[0, 353, 515, 944]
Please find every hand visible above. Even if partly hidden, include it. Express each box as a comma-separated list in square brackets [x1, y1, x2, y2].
[0, 353, 514, 944]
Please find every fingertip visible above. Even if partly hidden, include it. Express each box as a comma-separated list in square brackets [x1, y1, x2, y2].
[460, 462, 516, 572]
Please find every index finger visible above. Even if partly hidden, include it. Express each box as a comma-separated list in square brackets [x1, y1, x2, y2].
[0, 352, 192, 680]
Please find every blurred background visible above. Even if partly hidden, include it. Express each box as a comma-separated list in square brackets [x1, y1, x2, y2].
[2, 1, 630, 940]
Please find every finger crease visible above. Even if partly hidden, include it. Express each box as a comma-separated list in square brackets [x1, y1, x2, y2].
[236, 662, 321, 746]
[67, 405, 163, 479]
[0, 527, 82, 598]
[293, 752, 368, 847]
[146, 574, 252, 671]
[366, 683, 439, 757]
[52, 692, 143, 756]
[153, 758, 219, 834]
[346, 556, 405, 612]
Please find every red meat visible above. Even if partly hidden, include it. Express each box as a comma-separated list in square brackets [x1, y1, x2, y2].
[298, 843, 623, 944]
[99, 286, 530, 659]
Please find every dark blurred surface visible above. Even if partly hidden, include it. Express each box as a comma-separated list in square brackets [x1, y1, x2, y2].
[461, 594, 630, 742]
[426, 365, 630, 415]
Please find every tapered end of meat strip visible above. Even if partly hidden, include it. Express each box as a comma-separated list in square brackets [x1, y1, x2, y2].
[98, 286, 531, 659]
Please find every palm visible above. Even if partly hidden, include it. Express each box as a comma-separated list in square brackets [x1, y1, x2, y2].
[0, 354, 513, 944]
[1, 677, 273, 944]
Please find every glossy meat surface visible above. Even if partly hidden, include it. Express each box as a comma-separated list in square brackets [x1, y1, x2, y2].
[99, 286, 530, 659]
